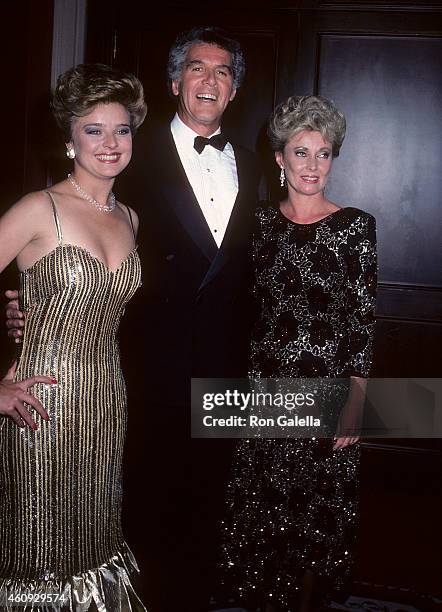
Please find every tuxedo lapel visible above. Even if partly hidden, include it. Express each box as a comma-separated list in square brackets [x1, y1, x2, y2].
[154, 127, 218, 263]
[199, 145, 255, 291]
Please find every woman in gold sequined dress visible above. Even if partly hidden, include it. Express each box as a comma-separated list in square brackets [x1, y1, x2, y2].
[0, 64, 148, 610]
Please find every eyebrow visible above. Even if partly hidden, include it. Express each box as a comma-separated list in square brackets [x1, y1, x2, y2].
[83, 122, 131, 127]
[186, 59, 232, 73]
[294, 145, 331, 150]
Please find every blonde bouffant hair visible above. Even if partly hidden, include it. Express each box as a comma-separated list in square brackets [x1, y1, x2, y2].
[268, 95, 346, 157]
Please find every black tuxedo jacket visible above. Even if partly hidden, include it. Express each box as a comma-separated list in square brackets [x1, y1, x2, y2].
[118, 121, 261, 408]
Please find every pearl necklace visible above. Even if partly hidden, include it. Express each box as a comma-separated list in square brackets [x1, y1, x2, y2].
[67, 174, 116, 213]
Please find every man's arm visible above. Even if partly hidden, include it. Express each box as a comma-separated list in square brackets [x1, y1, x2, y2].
[5, 289, 24, 343]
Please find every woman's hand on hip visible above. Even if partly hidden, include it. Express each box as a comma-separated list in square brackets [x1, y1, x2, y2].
[0, 361, 55, 429]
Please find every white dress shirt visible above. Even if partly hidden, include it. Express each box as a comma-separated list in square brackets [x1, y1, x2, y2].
[170, 113, 239, 247]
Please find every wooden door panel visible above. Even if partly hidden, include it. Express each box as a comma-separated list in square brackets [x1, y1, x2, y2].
[318, 34, 442, 287]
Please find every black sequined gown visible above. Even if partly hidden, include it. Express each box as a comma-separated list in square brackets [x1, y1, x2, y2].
[220, 204, 377, 610]
[0, 193, 146, 611]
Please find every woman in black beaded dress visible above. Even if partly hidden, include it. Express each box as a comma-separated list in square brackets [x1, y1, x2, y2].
[220, 96, 377, 611]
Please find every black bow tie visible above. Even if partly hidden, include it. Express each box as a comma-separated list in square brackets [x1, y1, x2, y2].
[194, 133, 228, 154]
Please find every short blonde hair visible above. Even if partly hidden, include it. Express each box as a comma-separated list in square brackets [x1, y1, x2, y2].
[268, 95, 346, 157]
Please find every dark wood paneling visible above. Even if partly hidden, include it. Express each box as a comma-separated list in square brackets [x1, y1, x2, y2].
[0, 1, 54, 205]
[377, 284, 442, 322]
[361, 442, 441, 490]
[294, 8, 442, 92]
[0, 1, 54, 371]
[291, 6, 442, 385]
[319, 1, 442, 10]
[318, 34, 442, 287]
[373, 318, 441, 376]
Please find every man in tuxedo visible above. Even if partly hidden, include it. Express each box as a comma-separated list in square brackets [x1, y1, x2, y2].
[5, 26, 260, 611]
[123, 26, 260, 398]
[121, 28, 260, 610]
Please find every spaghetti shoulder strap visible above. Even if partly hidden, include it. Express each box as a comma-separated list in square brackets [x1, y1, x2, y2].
[45, 191, 63, 245]
[125, 205, 136, 245]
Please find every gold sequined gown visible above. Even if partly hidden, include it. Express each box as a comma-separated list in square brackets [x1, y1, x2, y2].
[0, 193, 146, 611]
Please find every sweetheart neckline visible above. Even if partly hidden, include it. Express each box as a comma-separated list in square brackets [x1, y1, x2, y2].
[20, 243, 139, 275]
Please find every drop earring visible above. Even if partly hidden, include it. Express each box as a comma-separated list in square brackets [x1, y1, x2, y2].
[279, 167, 286, 187]
[66, 145, 75, 159]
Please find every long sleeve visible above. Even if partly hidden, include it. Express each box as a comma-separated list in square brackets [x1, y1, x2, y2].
[344, 213, 378, 377]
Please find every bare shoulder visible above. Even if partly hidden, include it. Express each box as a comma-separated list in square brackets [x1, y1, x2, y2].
[12, 189, 50, 208]
[0, 190, 56, 270]
[6, 190, 53, 223]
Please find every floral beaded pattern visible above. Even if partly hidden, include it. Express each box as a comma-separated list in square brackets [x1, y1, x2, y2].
[250, 205, 377, 379]
[220, 204, 377, 610]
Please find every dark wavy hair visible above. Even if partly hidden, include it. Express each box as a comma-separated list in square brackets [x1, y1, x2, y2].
[167, 26, 246, 93]
[51, 63, 147, 140]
